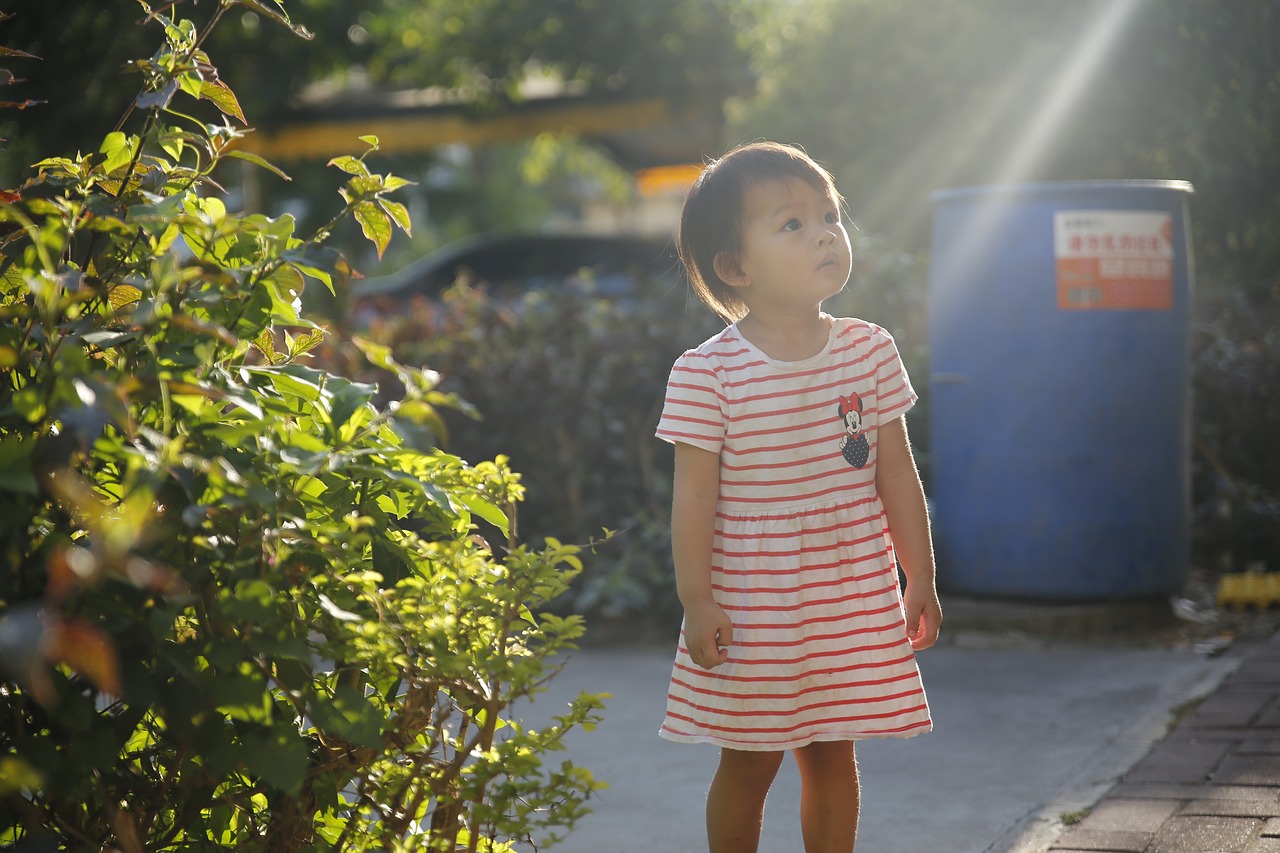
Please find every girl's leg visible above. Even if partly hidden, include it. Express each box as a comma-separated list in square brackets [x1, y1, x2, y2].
[793, 740, 860, 853]
[706, 747, 786, 853]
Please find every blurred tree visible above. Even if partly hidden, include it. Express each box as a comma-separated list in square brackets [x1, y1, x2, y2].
[0, 0, 756, 184]
[732, 0, 1280, 301]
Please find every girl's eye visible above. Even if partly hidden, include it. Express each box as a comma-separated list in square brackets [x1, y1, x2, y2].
[825, 212, 840, 225]
[782, 219, 802, 232]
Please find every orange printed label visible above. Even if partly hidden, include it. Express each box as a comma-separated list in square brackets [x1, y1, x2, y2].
[1053, 211, 1174, 310]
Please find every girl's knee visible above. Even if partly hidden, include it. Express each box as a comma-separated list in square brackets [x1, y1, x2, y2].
[797, 740, 855, 761]
[794, 740, 858, 780]
[718, 748, 786, 788]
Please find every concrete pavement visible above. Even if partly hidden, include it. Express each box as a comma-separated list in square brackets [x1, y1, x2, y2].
[1045, 629, 1280, 853]
[513, 608, 1255, 853]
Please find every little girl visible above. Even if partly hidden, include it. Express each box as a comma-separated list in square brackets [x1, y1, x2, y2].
[655, 141, 942, 853]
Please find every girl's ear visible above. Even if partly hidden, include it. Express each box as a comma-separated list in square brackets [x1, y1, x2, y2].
[714, 250, 749, 288]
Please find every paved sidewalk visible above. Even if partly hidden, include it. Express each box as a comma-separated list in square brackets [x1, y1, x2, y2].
[1045, 629, 1280, 853]
[519, 614, 1246, 853]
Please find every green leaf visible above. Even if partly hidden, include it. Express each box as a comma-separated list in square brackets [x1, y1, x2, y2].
[458, 492, 510, 535]
[239, 724, 309, 796]
[176, 72, 204, 100]
[224, 579, 277, 623]
[327, 155, 369, 178]
[108, 284, 143, 311]
[283, 246, 350, 296]
[353, 201, 392, 259]
[198, 79, 246, 124]
[329, 377, 377, 432]
[379, 198, 412, 236]
[288, 327, 327, 359]
[252, 329, 279, 365]
[0, 437, 37, 496]
[98, 132, 136, 173]
[0, 756, 44, 796]
[380, 175, 415, 192]
[212, 667, 274, 724]
[311, 685, 382, 750]
[352, 335, 399, 374]
[223, 149, 291, 181]
[159, 130, 185, 161]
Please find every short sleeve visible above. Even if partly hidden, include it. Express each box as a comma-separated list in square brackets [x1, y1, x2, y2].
[655, 351, 725, 453]
[873, 328, 918, 424]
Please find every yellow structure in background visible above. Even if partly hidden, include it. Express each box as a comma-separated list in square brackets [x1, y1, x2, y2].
[232, 85, 717, 233]
[1217, 572, 1280, 610]
[634, 163, 703, 197]
[243, 96, 679, 162]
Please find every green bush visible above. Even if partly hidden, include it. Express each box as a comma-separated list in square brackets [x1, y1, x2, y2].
[0, 4, 603, 851]
[1190, 289, 1280, 571]
[353, 279, 719, 621]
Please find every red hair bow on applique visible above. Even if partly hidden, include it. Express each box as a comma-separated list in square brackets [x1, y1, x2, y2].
[838, 392, 863, 417]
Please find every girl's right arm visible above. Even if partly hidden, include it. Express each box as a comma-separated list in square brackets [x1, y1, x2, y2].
[672, 441, 733, 670]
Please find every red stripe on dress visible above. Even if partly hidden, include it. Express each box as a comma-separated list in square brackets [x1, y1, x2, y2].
[715, 511, 885, 540]
[731, 617, 908, 649]
[658, 412, 722, 430]
[713, 571, 897, 599]
[671, 652, 917, 684]
[722, 432, 839, 458]
[669, 686, 924, 719]
[721, 447, 871, 481]
[664, 396, 722, 414]
[714, 559, 892, 591]
[655, 429, 721, 445]
[714, 543, 888, 570]
[724, 637, 909, 668]
[720, 446, 846, 472]
[727, 373, 877, 411]
[717, 495, 882, 524]
[714, 553, 892, 580]
[715, 336, 887, 387]
[678, 635, 909, 670]
[739, 601, 904, 632]
[663, 702, 930, 737]
[659, 718, 931, 746]
[717, 580, 899, 613]
[671, 668, 918, 703]
[719, 480, 876, 506]
[717, 520, 884, 546]
[713, 333, 875, 377]
[664, 383, 727, 406]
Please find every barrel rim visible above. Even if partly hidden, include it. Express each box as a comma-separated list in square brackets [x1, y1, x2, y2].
[931, 179, 1194, 203]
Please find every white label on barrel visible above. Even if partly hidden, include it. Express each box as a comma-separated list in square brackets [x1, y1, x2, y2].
[1053, 210, 1174, 310]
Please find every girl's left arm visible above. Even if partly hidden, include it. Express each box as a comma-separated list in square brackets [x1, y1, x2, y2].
[875, 415, 943, 650]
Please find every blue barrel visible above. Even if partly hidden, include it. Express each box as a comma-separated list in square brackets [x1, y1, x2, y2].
[927, 181, 1194, 600]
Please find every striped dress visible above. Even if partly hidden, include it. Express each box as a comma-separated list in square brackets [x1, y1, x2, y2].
[655, 315, 932, 751]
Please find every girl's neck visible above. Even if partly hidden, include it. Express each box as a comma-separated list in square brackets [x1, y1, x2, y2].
[736, 310, 831, 362]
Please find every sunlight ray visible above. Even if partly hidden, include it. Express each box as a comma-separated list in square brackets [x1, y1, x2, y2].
[931, 0, 1149, 278]
[858, 0, 1148, 249]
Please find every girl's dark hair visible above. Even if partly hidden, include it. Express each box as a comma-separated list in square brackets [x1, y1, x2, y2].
[675, 141, 843, 322]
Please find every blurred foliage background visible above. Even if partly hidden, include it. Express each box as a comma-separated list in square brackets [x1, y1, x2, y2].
[4, 0, 1277, 619]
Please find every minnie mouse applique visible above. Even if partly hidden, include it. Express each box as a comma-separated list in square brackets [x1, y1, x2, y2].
[838, 392, 870, 469]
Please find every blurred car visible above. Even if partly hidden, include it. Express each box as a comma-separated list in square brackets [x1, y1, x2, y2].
[353, 233, 680, 306]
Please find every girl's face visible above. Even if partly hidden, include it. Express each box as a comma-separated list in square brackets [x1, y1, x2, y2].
[720, 177, 852, 314]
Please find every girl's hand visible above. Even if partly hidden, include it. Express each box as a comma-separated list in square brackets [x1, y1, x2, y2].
[684, 601, 734, 670]
[903, 581, 943, 651]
